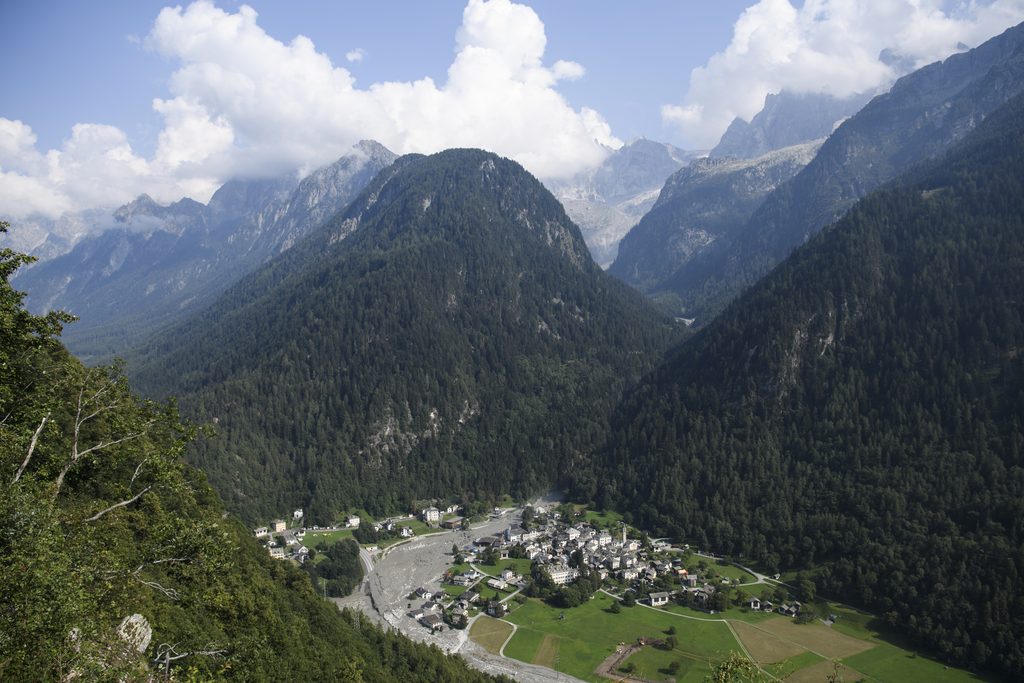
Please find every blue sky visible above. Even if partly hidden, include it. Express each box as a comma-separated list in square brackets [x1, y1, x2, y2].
[2, 0, 1023, 220]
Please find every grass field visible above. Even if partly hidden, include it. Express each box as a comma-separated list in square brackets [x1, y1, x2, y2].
[731, 621, 807, 663]
[843, 642, 1003, 683]
[533, 633, 561, 667]
[502, 593, 740, 681]
[473, 558, 527, 578]
[301, 528, 355, 548]
[787, 659, 864, 683]
[469, 616, 513, 655]
[759, 618, 874, 659]
[624, 646, 718, 683]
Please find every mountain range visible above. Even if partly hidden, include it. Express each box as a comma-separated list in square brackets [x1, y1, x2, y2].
[545, 137, 703, 267]
[5, 18, 1024, 682]
[124, 149, 679, 524]
[643, 21, 1024, 323]
[12, 141, 397, 361]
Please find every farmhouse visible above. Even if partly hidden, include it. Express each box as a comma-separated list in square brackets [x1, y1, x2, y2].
[649, 591, 670, 607]
[271, 519, 287, 533]
[420, 614, 444, 630]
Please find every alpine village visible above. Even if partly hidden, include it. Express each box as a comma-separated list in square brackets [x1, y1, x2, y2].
[5, 11, 1024, 683]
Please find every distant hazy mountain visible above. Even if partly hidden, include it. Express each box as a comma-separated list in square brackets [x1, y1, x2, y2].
[661, 20, 1024, 324]
[711, 90, 872, 159]
[15, 140, 397, 361]
[546, 137, 705, 266]
[609, 140, 823, 296]
[126, 149, 678, 525]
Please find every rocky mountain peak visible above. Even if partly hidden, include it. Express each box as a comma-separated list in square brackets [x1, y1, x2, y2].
[711, 90, 872, 160]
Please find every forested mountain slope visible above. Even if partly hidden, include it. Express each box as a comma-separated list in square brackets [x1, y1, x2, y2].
[0, 229, 506, 683]
[127, 149, 679, 525]
[575, 91, 1024, 677]
[16, 141, 396, 362]
[660, 20, 1024, 323]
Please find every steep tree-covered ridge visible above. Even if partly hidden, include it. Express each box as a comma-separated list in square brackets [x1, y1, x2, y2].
[577, 91, 1024, 677]
[0, 224, 507, 682]
[128, 149, 679, 525]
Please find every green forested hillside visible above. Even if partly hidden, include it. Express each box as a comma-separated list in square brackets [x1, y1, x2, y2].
[0, 229, 507, 682]
[576, 92, 1024, 677]
[127, 149, 680, 524]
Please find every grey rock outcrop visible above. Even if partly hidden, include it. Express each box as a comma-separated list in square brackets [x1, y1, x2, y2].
[546, 137, 705, 266]
[711, 90, 872, 160]
[609, 140, 822, 291]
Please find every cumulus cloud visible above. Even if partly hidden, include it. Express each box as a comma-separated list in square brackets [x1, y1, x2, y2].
[0, 0, 619, 221]
[346, 48, 367, 63]
[664, 0, 1024, 148]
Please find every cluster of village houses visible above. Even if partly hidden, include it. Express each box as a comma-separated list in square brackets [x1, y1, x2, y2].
[251, 504, 459, 562]
[252, 504, 802, 631]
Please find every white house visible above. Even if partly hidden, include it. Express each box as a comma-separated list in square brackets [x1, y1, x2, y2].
[423, 507, 441, 523]
[547, 564, 579, 585]
[293, 508, 303, 520]
[650, 592, 670, 607]
[345, 515, 361, 528]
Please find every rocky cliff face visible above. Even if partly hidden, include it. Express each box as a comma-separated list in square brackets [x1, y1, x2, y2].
[711, 90, 872, 160]
[609, 140, 822, 292]
[546, 137, 705, 266]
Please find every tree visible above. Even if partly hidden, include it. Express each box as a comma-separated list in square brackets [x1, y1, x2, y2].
[668, 660, 681, 675]
[0, 226, 223, 680]
[667, 625, 676, 635]
[452, 543, 460, 555]
[665, 635, 679, 650]
[609, 600, 621, 614]
[622, 591, 636, 607]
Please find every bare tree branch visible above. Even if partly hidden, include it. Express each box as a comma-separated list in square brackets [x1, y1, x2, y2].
[82, 485, 154, 523]
[12, 412, 48, 484]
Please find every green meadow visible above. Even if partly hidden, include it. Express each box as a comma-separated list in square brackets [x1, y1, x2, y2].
[502, 593, 737, 682]
[495, 589, 991, 683]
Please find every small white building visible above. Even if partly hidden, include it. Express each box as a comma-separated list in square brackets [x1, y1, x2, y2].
[650, 592, 670, 607]
[293, 508, 304, 520]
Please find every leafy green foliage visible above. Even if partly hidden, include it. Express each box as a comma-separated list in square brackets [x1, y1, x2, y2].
[578, 92, 1024, 678]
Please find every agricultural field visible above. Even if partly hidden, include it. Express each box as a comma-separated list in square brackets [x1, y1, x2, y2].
[493, 589, 991, 683]
[501, 592, 738, 682]
[469, 616, 513, 655]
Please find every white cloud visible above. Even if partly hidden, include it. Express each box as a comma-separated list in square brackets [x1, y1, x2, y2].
[664, 0, 1024, 148]
[346, 48, 367, 63]
[0, 0, 619, 222]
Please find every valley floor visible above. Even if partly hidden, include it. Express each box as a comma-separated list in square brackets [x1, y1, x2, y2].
[334, 511, 588, 683]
